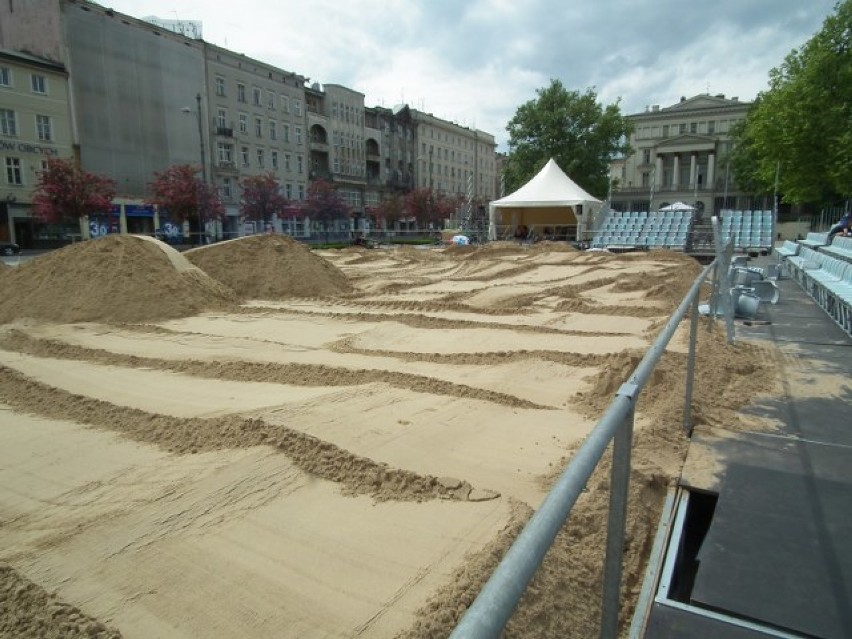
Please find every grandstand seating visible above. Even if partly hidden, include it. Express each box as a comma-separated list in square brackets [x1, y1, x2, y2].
[590, 210, 694, 251]
[786, 241, 852, 336]
[718, 210, 774, 251]
[822, 236, 852, 263]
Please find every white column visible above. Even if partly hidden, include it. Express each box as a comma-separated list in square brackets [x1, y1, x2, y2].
[673, 155, 680, 188]
[655, 155, 664, 189]
[707, 153, 715, 189]
[689, 154, 697, 188]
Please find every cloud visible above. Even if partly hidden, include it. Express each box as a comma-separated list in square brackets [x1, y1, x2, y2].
[104, 0, 840, 149]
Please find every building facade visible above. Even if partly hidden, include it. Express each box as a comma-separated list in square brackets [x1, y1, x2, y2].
[203, 44, 308, 237]
[0, 0, 498, 244]
[611, 94, 764, 217]
[0, 49, 74, 246]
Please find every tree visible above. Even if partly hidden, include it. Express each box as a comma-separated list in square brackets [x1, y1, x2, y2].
[32, 157, 116, 224]
[240, 172, 289, 226]
[730, 0, 852, 204]
[302, 179, 350, 238]
[147, 164, 224, 242]
[504, 80, 632, 197]
[374, 194, 405, 230]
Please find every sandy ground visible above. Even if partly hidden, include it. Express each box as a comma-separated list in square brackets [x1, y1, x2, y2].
[0, 236, 779, 638]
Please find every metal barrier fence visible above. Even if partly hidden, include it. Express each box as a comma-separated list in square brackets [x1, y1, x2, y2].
[450, 257, 722, 639]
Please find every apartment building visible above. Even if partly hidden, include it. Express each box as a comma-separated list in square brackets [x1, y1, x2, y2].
[204, 44, 307, 236]
[611, 94, 757, 216]
[412, 110, 497, 204]
[0, 48, 74, 246]
[1, 0, 498, 242]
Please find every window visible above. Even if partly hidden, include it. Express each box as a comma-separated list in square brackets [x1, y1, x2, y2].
[269, 120, 277, 140]
[0, 66, 10, 87]
[271, 150, 278, 169]
[31, 74, 46, 94]
[282, 124, 290, 143]
[284, 153, 291, 171]
[216, 108, 227, 130]
[217, 142, 233, 164]
[642, 148, 651, 164]
[298, 184, 304, 200]
[257, 149, 264, 168]
[222, 177, 232, 198]
[253, 87, 262, 106]
[708, 120, 716, 134]
[268, 91, 275, 110]
[5, 157, 22, 185]
[237, 83, 246, 103]
[0, 108, 17, 136]
[690, 122, 697, 134]
[293, 99, 302, 116]
[679, 123, 687, 135]
[281, 95, 289, 113]
[297, 154, 303, 174]
[641, 171, 650, 187]
[295, 126, 302, 145]
[241, 146, 250, 167]
[215, 76, 226, 97]
[662, 124, 669, 137]
[285, 183, 292, 199]
[255, 117, 262, 138]
[238, 113, 248, 134]
[36, 114, 52, 141]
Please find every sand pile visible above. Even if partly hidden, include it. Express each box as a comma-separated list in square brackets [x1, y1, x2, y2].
[0, 235, 237, 324]
[0, 564, 122, 639]
[184, 234, 352, 299]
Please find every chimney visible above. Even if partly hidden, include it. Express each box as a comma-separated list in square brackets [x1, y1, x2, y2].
[731, 96, 738, 102]
[652, 105, 660, 112]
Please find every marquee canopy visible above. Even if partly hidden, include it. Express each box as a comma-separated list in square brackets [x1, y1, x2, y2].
[488, 159, 602, 240]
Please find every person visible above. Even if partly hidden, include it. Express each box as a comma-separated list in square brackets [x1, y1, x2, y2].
[827, 210, 852, 243]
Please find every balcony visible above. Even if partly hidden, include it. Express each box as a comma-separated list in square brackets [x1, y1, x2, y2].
[216, 160, 239, 174]
[216, 126, 234, 138]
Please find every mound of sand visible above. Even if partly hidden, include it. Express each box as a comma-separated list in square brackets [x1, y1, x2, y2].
[184, 234, 353, 299]
[0, 235, 238, 324]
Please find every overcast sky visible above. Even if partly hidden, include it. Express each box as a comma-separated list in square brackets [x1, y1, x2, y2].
[102, 0, 838, 149]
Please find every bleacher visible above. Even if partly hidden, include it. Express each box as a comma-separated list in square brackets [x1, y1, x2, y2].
[784, 234, 852, 336]
[590, 210, 693, 250]
[719, 209, 774, 251]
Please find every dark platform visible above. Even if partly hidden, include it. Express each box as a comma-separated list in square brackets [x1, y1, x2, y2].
[642, 256, 852, 639]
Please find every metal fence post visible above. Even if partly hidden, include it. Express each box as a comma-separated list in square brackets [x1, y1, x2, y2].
[683, 293, 700, 436]
[600, 383, 638, 638]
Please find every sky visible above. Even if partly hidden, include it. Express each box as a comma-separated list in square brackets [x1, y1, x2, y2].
[102, 0, 839, 150]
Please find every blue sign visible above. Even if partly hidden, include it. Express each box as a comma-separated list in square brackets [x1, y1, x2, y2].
[125, 204, 154, 217]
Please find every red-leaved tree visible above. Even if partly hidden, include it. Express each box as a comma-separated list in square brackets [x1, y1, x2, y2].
[240, 172, 288, 225]
[32, 157, 116, 224]
[302, 179, 350, 237]
[374, 194, 405, 231]
[147, 164, 224, 242]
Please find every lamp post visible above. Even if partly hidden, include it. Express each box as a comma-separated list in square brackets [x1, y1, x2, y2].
[182, 92, 206, 244]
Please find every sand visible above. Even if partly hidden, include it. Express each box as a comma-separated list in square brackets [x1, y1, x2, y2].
[0, 239, 780, 638]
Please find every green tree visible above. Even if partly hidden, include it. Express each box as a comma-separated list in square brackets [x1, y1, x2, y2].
[504, 80, 632, 197]
[730, 0, 851, 204]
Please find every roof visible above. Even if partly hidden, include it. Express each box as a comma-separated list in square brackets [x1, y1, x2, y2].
[490, 159, 601, 209]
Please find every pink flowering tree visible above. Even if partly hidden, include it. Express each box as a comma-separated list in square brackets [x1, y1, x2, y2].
[240, 172, 289, 227]
[147, 164, 224, 244]
[32, 157, 116, 224]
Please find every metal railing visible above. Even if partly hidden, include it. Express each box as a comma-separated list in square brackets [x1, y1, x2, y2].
[450, 256, 723, 639]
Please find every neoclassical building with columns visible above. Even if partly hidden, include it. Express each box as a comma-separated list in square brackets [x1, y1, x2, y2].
[610, 94, 764, 217]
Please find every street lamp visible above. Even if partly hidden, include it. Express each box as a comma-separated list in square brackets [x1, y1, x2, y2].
[182, 93, 206, 244]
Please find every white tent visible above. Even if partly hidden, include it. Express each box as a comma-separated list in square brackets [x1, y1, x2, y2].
[488, 158, 602, 241]
[659, 201, 695, 211]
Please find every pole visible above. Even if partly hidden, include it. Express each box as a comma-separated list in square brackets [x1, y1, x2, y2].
[196, 92, 206, 244]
